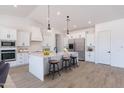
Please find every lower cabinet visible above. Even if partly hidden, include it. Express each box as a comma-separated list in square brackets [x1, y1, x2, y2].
[85, 52, 95, 62]
[16, 53, 29, 66]
[7, 61, 17, 67]
[6, 53, 29, 67]
[43, 58, 49, 75]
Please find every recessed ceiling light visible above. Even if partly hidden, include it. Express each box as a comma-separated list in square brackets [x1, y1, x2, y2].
[57, 11, 61, 16]
[73, 25, 77, 28]
[88, 20, 92, 24]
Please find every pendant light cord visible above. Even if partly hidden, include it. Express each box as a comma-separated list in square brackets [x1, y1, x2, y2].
[48, 5, 50, 24]
[48, 5, 51, 30]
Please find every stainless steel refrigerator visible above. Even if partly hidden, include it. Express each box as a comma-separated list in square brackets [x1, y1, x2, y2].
[68, 38, 85, 61]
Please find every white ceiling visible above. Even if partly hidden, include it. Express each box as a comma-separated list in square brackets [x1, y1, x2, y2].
[0, 5, 37, 17]
[28, 5, 124, 32]
[0, 5, 124, 32]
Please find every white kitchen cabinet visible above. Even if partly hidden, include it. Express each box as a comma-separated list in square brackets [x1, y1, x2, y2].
[63, 37, 69, 48]
[17, 53, 29, 66]
[7, 61, 17, 67]
[56, 34, 68, 52]
[85, 31, 95, 62]
[5, 53, 29, 67]
[0, 27, 17, 41]
[17, 31, 30, 46]
[9, 29, 17, 41]
[85, 52, 95, 62]
[30, 27, 42, 41]
[42, 32, 55, 51]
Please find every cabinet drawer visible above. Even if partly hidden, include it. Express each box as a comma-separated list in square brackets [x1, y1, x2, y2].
[17, 53, 29, 65]
[85, 52, 95, 62]
[17, 61, 25, 65]
[7, 61, 16, 67]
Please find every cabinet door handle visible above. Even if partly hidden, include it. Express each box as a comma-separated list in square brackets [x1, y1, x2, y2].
[7, 34, 9, 38]
[9, 34, 10, 38]
[107, 51, 111, 53]
[22, 43, 25, 46]
[7, 34, 10, 38]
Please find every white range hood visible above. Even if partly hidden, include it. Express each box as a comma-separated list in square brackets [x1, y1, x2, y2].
[30, 26, 43, 41]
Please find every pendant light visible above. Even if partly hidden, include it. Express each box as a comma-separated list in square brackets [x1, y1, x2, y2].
[66, 16, 70, 34]
[47, 5, 52, 32]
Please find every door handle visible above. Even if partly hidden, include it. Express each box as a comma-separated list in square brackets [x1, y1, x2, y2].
[22, 43, 25, 46]
[7, 34, 9, 38]
[107, 51, 111, 53]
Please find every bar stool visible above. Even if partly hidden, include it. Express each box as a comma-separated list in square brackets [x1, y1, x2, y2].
[70, 56, 78, 68]
[61, 57, 72, 71]
[49, 60, 61, 80]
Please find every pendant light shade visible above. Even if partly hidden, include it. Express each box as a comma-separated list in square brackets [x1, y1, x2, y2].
[48, 23, 51, 31]
[66, 16, 70, 35]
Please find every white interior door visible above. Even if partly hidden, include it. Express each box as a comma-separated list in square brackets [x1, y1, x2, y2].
[97, 31, 111, 65]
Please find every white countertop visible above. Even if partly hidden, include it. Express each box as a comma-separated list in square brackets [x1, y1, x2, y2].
[29, 51, 78, 59]
[29, 52, 56, 58]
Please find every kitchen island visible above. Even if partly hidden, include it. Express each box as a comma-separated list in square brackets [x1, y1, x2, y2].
[29, 52, 78, 81]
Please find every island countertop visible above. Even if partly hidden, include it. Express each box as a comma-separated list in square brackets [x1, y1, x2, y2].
[29, 51, 78, 81]
[29, 51, 78, 58]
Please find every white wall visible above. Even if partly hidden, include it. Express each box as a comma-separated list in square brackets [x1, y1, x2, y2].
[28, 42, 42, 52]
[0, 15, 40, 29]
[68, 29, 86, 39]
[95, 18, 124, 68]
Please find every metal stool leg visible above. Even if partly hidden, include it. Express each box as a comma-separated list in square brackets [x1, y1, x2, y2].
[57, 64, 61, 76]
[75, 58, 78, 67]
[52, 64, 55, 80]
[69, 59, 72, 70]
[0, 85, 4, 88]
[65, 61, 68, 70]
[62, 60, 64, 70]
[49, 64, 51, 75]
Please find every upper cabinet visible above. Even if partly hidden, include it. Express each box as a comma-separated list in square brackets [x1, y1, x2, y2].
[85, 30, 95, 62]
[85, 31, 95, 46]
[42, 32, 55, 51]
[63, 37, 69, 48]
[17, 31, 30, 47]
[0, 27, 17, 41]
[30, 27, 43, 41]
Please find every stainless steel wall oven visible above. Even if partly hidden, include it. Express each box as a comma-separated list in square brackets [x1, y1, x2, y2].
[1, 49, 16, 61]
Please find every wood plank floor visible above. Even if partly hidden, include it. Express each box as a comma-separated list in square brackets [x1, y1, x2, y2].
[8, 61, 124, 88]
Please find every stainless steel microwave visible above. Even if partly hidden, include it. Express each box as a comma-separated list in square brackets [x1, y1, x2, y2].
[1, 41, 16, 47]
